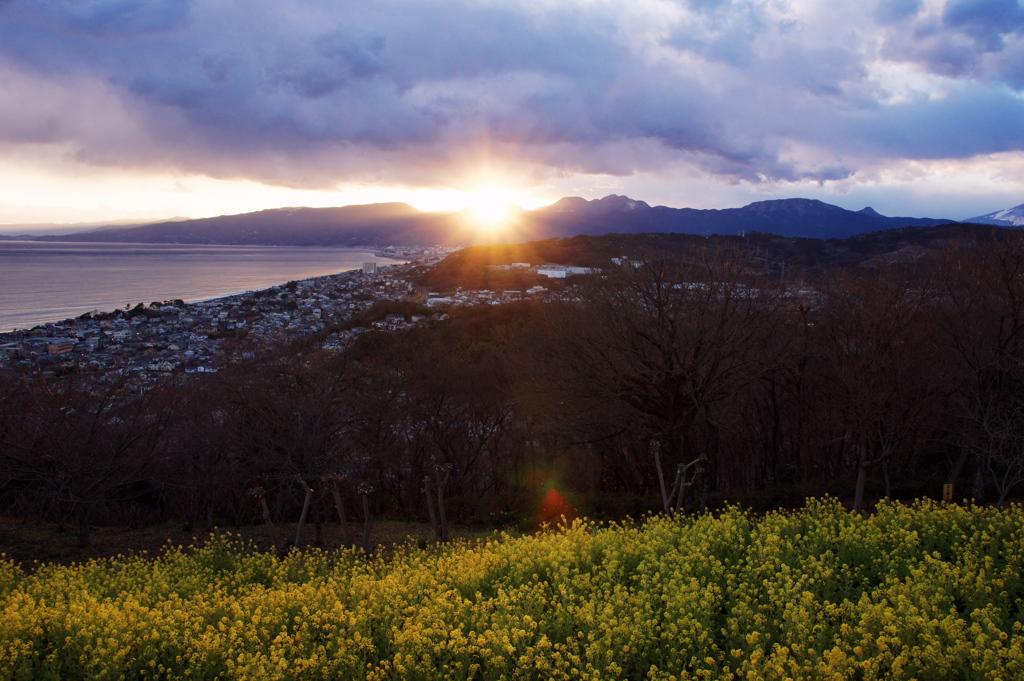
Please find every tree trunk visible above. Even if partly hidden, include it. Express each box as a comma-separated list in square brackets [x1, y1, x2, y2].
[882, 458, 891, 499]
[673, 465, 685, 513]
[947, 447, 970, 486]
[973, 459, 986, 501]
[273, 489, 287, 524]
[423, 477, 439, 540]
[853, 461, 869, 512]
[294, 485, 313, 548]
[699, 412, 720, 513]
[312, 502, 323, 546]
[653, 441, 670, 513]
[361, 493, 373, 551]
[998, 485, 1010, 507]
[330, 488, 350, 548]
[259, 496, 278, 546]
[75, 506, 91, 548]
[435, 468, 450, 543]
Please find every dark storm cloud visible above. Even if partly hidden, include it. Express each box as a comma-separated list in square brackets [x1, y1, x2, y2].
[943, 0, 1024, 43]
[876, 0, 923, 24]
[0, 0, 1021, 189]
[29, 0, 193, 37]
[882, 0, 1024, 83]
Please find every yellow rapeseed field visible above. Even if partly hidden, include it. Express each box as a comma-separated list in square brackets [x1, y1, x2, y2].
[2, 498, 1023, 680]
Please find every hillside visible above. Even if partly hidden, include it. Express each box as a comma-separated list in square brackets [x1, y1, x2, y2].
[37, 203, 453, 247]
[4, 501, 1024, 680]
[421, 221, 1015, 289]
[34, 196, 957, 247]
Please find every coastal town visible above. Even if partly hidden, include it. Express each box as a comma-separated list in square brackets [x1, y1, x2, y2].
[0, 247, 580, 380]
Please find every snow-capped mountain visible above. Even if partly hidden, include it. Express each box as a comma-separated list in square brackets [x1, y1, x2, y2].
[965, 203, 1024, 227]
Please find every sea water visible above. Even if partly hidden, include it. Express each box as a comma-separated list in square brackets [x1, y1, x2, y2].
[0, 241, 401, 332]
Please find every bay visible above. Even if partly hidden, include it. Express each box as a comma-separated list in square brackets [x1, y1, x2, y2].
[0, 242, 401, 332]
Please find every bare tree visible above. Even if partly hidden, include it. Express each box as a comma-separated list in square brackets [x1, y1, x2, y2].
[968, 396, 1024, 505]
[1, 372, 178, 547]
[539, 249, 785, 508]
[815, 263, 939, 510]
[225, 353, 359, 546]
[651, 439, 705, 514]
[356, 326, 525, 525]
[158, 379, 241, 527]
[934, 234, 1024, 499]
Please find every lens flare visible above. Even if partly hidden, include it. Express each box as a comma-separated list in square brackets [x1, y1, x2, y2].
[536, 487, 577, 528]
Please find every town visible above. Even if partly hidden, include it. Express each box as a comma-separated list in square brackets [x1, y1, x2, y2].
[0, 247, 584, 380]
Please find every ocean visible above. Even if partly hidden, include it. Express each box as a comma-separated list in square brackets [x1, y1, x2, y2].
[0, 242, 401, 332]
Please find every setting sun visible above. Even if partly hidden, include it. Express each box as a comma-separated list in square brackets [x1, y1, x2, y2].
[466, 201, 516, 227]
[461, 186, 526, 231]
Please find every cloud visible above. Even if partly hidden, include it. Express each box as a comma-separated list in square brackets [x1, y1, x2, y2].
[879, 0, 1024, 83]
[943, 0, 1024, 47]
[0, 0, 1021, 192]
[875, 0, 922, 24]
[28, 0, 193, 37]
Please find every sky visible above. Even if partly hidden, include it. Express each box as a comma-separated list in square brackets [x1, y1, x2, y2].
[1, 0, 1023, 228]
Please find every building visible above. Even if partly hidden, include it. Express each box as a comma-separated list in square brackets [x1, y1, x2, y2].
[362, 261, 377, 275]
[537, 266, 568, 279]
[47, 340, 74, 355]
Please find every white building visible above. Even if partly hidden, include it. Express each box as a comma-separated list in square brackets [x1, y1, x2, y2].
[538, 267, 568, 279]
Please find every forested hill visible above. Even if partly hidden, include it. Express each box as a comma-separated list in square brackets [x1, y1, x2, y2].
[30, 196, 957, 246]
[422, 221, 1013, 289]
[36, 204, 457, 247]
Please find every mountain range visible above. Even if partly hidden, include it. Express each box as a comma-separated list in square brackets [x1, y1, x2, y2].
[965, 203, 1024, 227]
[0, 196, 981, 247]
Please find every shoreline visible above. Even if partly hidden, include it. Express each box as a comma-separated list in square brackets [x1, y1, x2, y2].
[189, 256, 407, 306]
[0, 243, 409, 333]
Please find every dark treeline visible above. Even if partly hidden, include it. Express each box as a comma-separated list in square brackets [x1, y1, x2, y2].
[4, 233, 1024, 548]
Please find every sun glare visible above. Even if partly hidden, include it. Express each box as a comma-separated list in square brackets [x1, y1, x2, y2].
[467, 201, 515, 226]
[463, 186, 524, 231]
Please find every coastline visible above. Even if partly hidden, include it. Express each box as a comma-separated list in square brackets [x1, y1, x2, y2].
[0, 243, 406, 332]
[0, 256, 421, 377]
[189, 256, 407, 306]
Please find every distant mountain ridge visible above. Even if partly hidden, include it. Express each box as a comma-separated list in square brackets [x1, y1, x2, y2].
[533, 196, 952, 240]
[966, 203, 1024, 227]
[35, 203, 451, 247]
[32, 195, 957, 246]
[547, 195, 652, 214]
